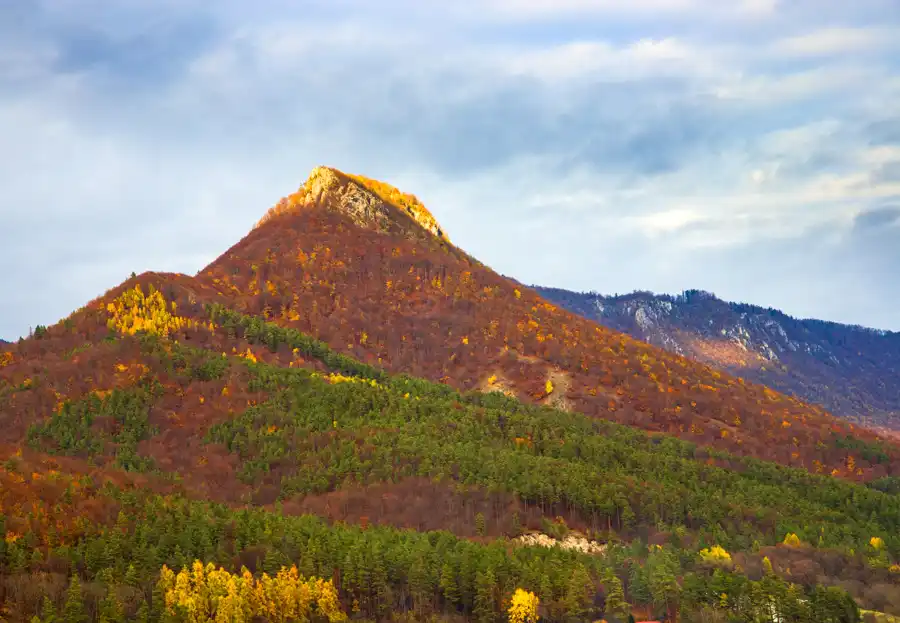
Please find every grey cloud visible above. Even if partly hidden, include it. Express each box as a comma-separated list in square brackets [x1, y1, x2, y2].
[852, 206, 900, 232]
[48, 19, 218, 84]
[873, 162, 900, 183]
[865, 118, 900, 146]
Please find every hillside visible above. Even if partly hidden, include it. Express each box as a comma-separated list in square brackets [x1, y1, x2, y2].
[189, 167, 900, 481]
[533, 287, 900, 435]
[1, 166, 899, 621]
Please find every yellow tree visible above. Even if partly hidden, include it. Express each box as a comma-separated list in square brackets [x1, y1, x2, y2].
[158, 561, 347, 623]
[508, 588, 540, 623]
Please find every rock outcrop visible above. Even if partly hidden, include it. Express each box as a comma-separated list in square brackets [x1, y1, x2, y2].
[256, 166, 449, 243]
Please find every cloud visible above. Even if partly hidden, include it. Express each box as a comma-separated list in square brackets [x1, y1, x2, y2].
[0, 0, 899, 339]
[771, 27, 900, 57]
[852, 206, 900, 232]
[449, 0, 781, 20]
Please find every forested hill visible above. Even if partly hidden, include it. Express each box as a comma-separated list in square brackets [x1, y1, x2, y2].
[190, 166, 899, 481]
[534, 286, 900, 435]
[1, 166, 898, 621]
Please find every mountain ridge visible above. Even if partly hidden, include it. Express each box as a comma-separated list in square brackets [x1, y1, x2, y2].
[534, 286, 900, 434]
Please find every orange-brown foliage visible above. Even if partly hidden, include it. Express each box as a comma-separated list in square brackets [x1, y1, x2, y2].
[4, 168, 900, 497]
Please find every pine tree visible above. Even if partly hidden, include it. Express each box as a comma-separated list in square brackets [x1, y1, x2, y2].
[39, 596, 57, 623]
[94, 568, 125, 623]
[562, 564, 593, 622]
[124, 563, 139, 588]
[262, 546, 283, 576]
[647, 547, 680, 619]
[602, 568, 630, 622]
[134, 600, 150, 623]
[62, 575, 88, 623]
[408, 553, 434, 615]
[98, 586, 125, 623]
[474, 569, 497, 623]
[459, 550, 478, 612]
[510, 511, 522, 538]
[371, 545, 391, 620]
[440, 562, 461, 610]
[627, 563, 651, 607]
[341, 550, 358, 600]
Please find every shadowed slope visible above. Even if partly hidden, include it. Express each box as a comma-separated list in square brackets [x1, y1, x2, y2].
[535, 287, 900, 434]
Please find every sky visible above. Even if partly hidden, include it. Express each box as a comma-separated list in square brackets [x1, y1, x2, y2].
[1, 0, 900, 340]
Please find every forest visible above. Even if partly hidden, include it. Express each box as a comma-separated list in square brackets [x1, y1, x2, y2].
[3, 170, 900, 622]
[0, 288, 897, 621]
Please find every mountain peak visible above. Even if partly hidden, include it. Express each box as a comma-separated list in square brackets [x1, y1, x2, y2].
[255, 165, 449, 242]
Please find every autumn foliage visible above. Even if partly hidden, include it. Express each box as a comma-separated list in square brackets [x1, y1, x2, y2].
[0, 166, 897, 622]
[158, 560, 346, 623]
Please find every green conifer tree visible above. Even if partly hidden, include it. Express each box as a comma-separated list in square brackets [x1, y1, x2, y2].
[474, 569, 497, 623]
[602, 568, 630, 622]
[62, 575, 88, 623]
[440, 562, 461, 609]
[475, 512, 486, 537]
[135, 600, 151, 623]
[39, 596, 57, 623]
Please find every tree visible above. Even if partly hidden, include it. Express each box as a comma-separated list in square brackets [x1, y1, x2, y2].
[602, 568, 630, 622]
[61, 575, 88, 623]
[698, 545, 733, 569]
[562, 564, 594, 622]
[409, 553, 434, 615]
[97, 569, 124, 623]
[440, 562, 461, 610]
[508, 588, 539, 623]
[627, 563, 651, 608]
[38, 597, 57, 623]
[475, 569, 498, 623]
[647, 547, 680, 619]
[134, 600, 150, 623]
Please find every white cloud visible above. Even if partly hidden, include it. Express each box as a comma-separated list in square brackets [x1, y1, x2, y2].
[453, 0, 780, 19]
[628, 208, 707, 236]
[772, 26, 900, 57]
[481, 0, 700, 15]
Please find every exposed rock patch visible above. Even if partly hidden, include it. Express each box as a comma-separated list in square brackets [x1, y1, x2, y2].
[515, 531, 606, 555]
[256, 166, 449, 244]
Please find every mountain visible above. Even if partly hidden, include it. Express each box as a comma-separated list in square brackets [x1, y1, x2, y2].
[1, 166, 899, 621]
[187, 167, 900, 480]
[533, 287, 900, 435]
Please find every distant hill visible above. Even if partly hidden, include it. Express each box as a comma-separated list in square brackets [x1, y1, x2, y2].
[1, 166, 898, 620]
[533, 287, 900, 433]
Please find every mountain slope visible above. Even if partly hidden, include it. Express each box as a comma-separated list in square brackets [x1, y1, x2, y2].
[192, 166, 898, 480]
[2, 274, 899, 620]
[533, 287, 900, 434]
[2, 166, 900, 621]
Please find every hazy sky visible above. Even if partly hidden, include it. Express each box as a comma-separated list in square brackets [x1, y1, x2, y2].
[1, 0, 899, 340]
